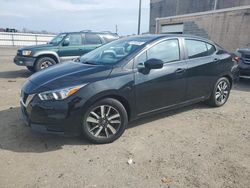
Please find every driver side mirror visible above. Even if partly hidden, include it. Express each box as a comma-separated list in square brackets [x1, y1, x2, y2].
[144, 58, 163, 69]
[62, 39, 70, 46]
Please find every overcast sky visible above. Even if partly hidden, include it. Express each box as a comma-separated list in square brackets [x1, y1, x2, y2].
[0, 0, 150, 35]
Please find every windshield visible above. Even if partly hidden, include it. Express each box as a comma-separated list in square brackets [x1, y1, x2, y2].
[49, 33, 67, 45]
[80, 37, 149, 65]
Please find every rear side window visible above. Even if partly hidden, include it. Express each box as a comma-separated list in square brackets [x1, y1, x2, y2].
[186, 39, 216, 59]
[147, 39, 180, 63]
[84, 34, 102, 45]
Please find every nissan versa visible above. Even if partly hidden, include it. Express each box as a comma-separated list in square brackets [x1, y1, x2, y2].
[20, 35, 239, 144]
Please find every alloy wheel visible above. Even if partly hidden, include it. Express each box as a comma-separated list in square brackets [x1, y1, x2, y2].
[40, 60, 53, 69]
[215, 80, 229, 104]
[86, 105, 121, 138]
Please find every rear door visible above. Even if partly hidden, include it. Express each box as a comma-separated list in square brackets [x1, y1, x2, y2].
[184, 38, 218, 100]
[58, 33, 83, 62]
[134, 38, 188, 115]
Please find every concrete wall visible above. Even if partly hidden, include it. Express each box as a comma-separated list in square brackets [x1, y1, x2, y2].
[150, 0, 250, 33]
[155, 6, 250, 52]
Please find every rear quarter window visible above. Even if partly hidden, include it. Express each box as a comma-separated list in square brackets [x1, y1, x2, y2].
[206, 43, 216, 55]
[185, 39, 216, 59]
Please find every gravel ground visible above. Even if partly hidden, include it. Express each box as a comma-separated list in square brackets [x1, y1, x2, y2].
[0, 48, 250, 188]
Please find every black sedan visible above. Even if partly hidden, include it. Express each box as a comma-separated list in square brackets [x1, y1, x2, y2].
[20, 35, 239, 144]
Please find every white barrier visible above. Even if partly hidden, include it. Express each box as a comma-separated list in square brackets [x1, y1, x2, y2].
[0, 32, 56, 46]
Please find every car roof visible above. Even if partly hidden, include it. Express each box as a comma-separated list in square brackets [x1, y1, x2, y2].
[122, 34, 215, 45]
[237, 48, 250, 53]
[60, 31, 118, 36]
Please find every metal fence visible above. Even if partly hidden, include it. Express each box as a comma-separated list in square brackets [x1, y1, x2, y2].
[0, 32, 56, 46]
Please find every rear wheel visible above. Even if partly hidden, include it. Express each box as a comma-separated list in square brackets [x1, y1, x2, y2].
[82, 98, 128, 144]
[35, 57, 56, 72]
[207, 77, 231, 107]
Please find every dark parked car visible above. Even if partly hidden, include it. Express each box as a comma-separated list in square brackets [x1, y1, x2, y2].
[14, 31, 119, 72]
[20, 35, 239, 144]
[235, 47, 250, 79]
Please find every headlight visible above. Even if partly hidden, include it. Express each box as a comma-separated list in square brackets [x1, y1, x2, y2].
[38, 84, 87, 101]
[22, 50, 32, 56]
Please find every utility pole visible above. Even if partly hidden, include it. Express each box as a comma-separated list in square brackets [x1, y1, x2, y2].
[115, 24, 118, 34]
[214, 0, 218, 10]
[137, 0, 142, 35]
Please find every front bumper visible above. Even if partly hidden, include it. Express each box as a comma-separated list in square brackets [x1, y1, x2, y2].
[239, 61, 250, 78]
[20, 95, 86, 136]
[14, 55, 36, 67]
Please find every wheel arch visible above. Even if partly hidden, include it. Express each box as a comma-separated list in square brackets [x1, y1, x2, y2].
[222, 74, 233, 88]
[83, 93, 132, 121]
[34, 51, 60, 64]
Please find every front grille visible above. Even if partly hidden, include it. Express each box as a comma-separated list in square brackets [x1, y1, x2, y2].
[245, 54, 250, 59]
[243, 54, 250, 64]
[244, 58, 250, 64]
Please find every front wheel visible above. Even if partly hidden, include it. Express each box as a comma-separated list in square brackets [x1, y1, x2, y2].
[82, 98, 128, 144]
[35, 57, 56, 72]
[207, 77, 231, 107]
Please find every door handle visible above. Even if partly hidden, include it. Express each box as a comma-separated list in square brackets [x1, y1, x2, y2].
[213, 58, 220, 62]
[175, 68, 186, 74]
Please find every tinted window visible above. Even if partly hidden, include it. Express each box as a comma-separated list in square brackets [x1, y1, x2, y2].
[85, 34, 102, 45]
[206, 43, 216, 55]
[147, 39, 180, 63]
[65, 34, 82, 46]
[186, 39, 207, 59]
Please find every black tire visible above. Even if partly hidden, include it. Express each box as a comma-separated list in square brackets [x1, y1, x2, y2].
[26, 66, 35, 72]
[207, 77, 231, 107]
[82, 98, 128, 144]
[34, 57, 56, 72]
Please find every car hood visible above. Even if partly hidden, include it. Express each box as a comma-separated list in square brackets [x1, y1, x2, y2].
[238, 48, 250, 53]
[24, 61, 112, 93]
[20, 43, 56, 51]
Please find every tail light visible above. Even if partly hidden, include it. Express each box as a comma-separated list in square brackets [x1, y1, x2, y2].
[233, 56, 240, 63]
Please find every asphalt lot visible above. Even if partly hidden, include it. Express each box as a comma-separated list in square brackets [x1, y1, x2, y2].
[0, 47, 250, 188]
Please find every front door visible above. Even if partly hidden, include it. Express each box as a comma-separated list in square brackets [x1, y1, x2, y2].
[58, 33, 83, 62]
[134, 38, 187, 115]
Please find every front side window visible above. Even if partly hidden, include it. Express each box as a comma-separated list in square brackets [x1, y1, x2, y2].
[64, 34, 82, 46]
[186, 39, 212, 59]
[147, 39, 180, 63]
[49, 33, 66, 45]
[84, 34, 102, 45]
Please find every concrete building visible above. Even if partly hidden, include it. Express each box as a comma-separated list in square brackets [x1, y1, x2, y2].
[150, 0, 250, 51]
